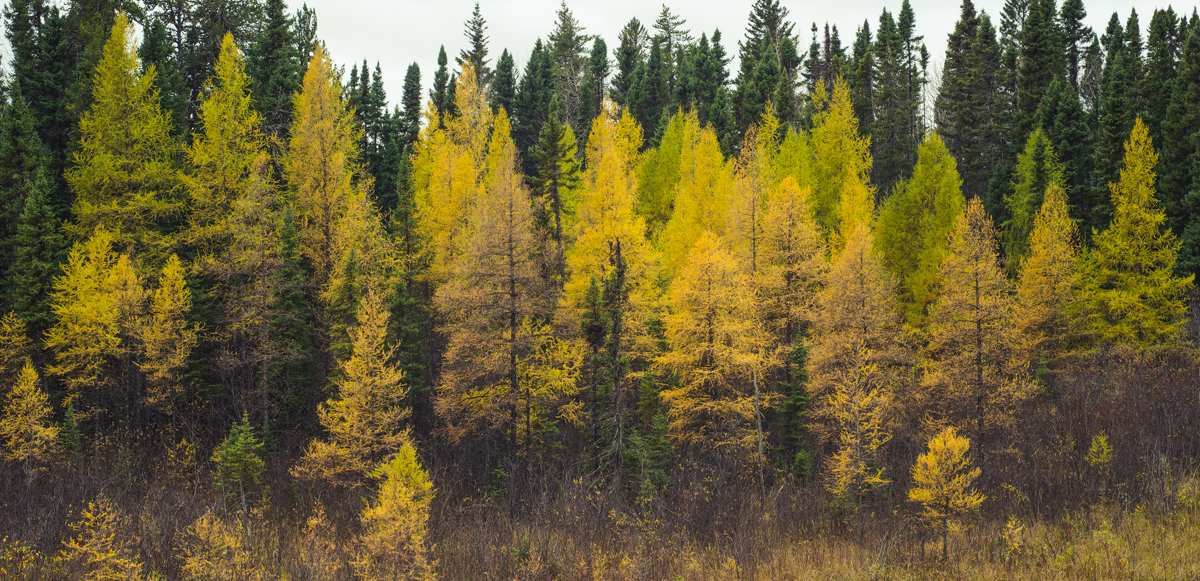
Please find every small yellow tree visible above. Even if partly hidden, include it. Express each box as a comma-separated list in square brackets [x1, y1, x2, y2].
[907, 426, 985, 560]
[138, 254, 198, 421]
[0, 311, 31, 386]
[1, 360, 59, 478]
[352, 442, 437, 581]
[1014, 183, 1080, 367]
[60, 497, 144, 581]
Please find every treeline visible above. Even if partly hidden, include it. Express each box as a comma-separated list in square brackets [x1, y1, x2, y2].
[2, 0, 1200, 578]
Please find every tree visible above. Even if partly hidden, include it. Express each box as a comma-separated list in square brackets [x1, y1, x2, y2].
[907, 426, 984, 560]
[65, 12, 181, 264]
[352, 442, 437, 581]
[528, 96, 581, 282]
[577, 37, 609, 141]
[399, 63, 423, 152]
[923, 198, 1024, 438]
[1163, 19, 1200, 275]
[611, 18, 648, 107]
[457, 2, 491, 88]
[138, 254, 197, 422]
[287, 43, 361, 287]
[1060, 0, 1088, 91]
[809, 77, 873, 249]
[1081, 118, 1193, 348]
[876, 133, 966, 325]
[60, 498, 144, 580]
[186, 33, 267, 253]
[0, 84, 51, 309]
[810, 223, 899, 538]
[1, 360, 59, 478]
[490, 50, 515, 115]
[295, 289, 409, 487]
[430, 46, 450, 123]
[138, 17, 187, 136]
[548, 1, 592, 137]
[512, 40, 554, 161]
[211, 412, 265, 518]
[657, 111, 731, 278]
[434, 112, 557, 454]
[658, 232, 770, 449]
[1093, 15, 1136, 229]
[1016, 0, 1064, 138]
[1014, 183, 1079, 367]
[1002, 129, 1064, 274]
[247, 0, 304, 137]
[0, 312, 32, 387]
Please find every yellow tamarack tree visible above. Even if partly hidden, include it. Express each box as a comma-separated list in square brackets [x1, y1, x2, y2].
[138, 254, 197, 420]
[808, 77, 873, 247]
[727, 124, 776, 276]
[1080, 117, 1193, 347]
[0, 311, 31, 386]
[414, 63, 494, 281]
[352, 442, 437, 581]
[434, 111, 555, 452]
[760, 176, 826, 364]
[876, 132, 966, 325]
[658, 231, 771, 446]
[1, 360, 59, 478]
[907, 426, 985, 560]
[923, 198, 1025, 438]
[185, 33, 268, 252]
[287, 43, 361, 288]
[656, 110, 732, 278]
[294, 289, 410, 487]
[66, 12, 181, 264]
[60, 497, 144, 581]
[809, 223, 899, 535]
[1014, 183, 1080, 368]
[1002, 129, 1065, 276]
[636, 111, 687, 234]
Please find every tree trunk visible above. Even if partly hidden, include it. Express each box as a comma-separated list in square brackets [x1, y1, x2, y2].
[753, 369, 766, 504]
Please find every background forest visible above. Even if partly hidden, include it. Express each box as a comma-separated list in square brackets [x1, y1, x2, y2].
[2, 0, 1200, 578]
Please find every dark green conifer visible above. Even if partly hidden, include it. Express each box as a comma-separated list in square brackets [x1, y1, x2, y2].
[490, 49, 516, 114]
[457, 2, 492, 88]
[247, 0, 303, 138]
[577, 37, 608, 143]
[611, 18, 647, 108]
[138, 17, 187, 136]
[430, 45, 450, 125]
[399, 63, 422, 151]
[1060, 0, 1088, 90]
[1163, 20, 1200, 274]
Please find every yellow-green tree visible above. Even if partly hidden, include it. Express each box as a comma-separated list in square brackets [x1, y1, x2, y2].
[287, 43, 361, 287]
[876, 132, 966, 325]
[658, 231, 771, 449]
[0, 311, 31, 386]
[1081, 117, 1193, 347]
[727, 124, 775, 276]
[66, 12, 181, 263]
[636, 111, 687, 233]
[352, 442, 437, 581]
[138, 254, 197, 422]
[1, 360, 59, 478]
[809, 223, 899, 533]
[185, 33, 268, 252]
[1014, 183, 1080, 367]
[414, 64, 494, 281]
[907, 426, 985, 560]
[44, 228, 122, 412]
[656, 111, 732, 278]
[295, 289, 410, 487]
[434, 111, 558, 452]
[809, 77, 873, 247]
[1002, 129, 1064, 275]
[924, 198, 1025, 437]
[760, 176, 826, 341]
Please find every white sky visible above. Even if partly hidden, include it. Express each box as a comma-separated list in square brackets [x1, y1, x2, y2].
[291, 0, 1194, 108]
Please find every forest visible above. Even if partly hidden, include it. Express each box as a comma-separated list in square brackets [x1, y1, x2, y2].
[1, 0, 1200, 578]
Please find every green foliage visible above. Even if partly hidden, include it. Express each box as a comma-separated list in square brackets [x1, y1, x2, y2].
[212, 412, 265, 514]
[1003, 129, 1064, 274]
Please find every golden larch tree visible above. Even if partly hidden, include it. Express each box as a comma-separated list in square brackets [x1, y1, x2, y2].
[0, 311, 32, 387]
[656, 110, 732, 278]
[138, 254, 198, 421]
[185, 33, 268, 252]
[1, 360, 59, 477]
[1013, 183, 1080, 367]
[294, 289, 410, 487]
[352, 442, 437, 581]
[923, 198, 1025, 438]
[1080, 117, 1193, 347]
[434, 111, 557, 452]
[66, 12, 181, 264]
[808, 77, 873, 247]
[1002, 129, 1064, 275]
[908, 426, 985, 560]
[60, 497, 144, 581]
[287, 43, 361, 287]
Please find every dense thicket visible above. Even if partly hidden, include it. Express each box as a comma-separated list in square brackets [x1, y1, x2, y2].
[2, 0, 1200, 578]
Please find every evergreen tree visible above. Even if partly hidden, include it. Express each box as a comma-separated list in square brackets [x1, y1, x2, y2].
[1093, 14, 1136, 230]
[1035, 78, 1093, 225]
[1161, 19, 1200, 274]
[212, 412, 265, 517]
[1082, 118, 1193, 347]
[548, 0, 592, 138]
[399, 63, 423, 151]
[247, 0, 303, 138]
[630, 37, 671, 146]
[8, 165, 65, 339]
[430, 45, 450, 124]
[848, 20, 875, 136]
[1016, 0, 1064, 139]
[512, 40, 554, 162]
[138, 17, 187, 136]
[490, 49, 516, 114]
[1061, 0, 1088, 91]
[577, 38, 609, 144]
[457, 2, 492, 88]
[529, 96, 581, 282]
[735, 0, 794, 133]
[611, 18, 648, 108]
[0, 85, 51, 310]
[1143, 8, 1182, 147]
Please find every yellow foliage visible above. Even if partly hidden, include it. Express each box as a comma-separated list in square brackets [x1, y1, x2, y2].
[138, 254, 197, 415]
[185, 33, 267, 252]
[823, 344, 892, 500]
[1014, 183, 1080, 366]
[180, 509, 270, 581]
[727, 124, 774, 276]
[60, 498, 143, 581]
[658, 231, 773, 448]
[66, 12, 181, 264]
[295, 289, 410, 487]
[656, 111, 732, 278]
[808, 77, 873, 248]
[352, 442, 437, 581]
[1, 360, 58, 471]
[0, 311, 31, 385]
[287, 43, 361, 287]
[908, 426, 984, 557]
[760, 177, 826, 338]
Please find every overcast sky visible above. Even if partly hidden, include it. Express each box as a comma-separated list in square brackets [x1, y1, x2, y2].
[296, 1, 1188, 103]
